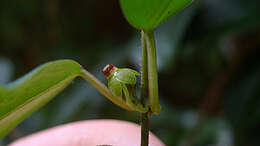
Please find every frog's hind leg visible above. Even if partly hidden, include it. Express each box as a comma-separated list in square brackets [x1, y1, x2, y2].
[122, 84, 148, 113]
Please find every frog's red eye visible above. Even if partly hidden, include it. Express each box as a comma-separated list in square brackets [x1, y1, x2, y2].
[102, 64, 116, 78]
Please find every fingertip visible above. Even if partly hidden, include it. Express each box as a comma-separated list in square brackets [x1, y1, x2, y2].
[9, 120, 165, 146]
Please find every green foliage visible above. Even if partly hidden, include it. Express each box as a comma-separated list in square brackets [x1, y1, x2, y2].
[120, 0, 192, 30]
[0, 60, 82, 138]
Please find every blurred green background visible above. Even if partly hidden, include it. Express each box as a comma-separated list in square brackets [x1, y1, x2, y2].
[0, 0, 260, 145]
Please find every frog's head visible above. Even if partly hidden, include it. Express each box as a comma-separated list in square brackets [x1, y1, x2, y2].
[102, 64, 117, 78]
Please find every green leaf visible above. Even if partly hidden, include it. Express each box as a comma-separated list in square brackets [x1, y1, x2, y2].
[120, 0, 193, 30]
[0, 60, 82, 138]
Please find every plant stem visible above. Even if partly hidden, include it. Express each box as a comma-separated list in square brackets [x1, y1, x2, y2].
[144, 30, 161, 114]
[141, 31, 149, 105]
[141, 112, 150, 146]
[140, 30, 150, 146]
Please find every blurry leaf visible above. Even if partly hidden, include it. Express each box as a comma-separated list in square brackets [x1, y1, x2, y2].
[0, 60, 82, 138]
[120, 0, 193, 30]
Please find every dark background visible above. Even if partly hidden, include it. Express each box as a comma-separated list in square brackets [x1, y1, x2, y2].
[0, 0, 260, 145]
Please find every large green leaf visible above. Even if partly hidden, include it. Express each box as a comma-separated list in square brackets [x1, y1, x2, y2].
[0, 60, 137, 139]
[120, 0, 193, 30]
[0, 60, 82, 138]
